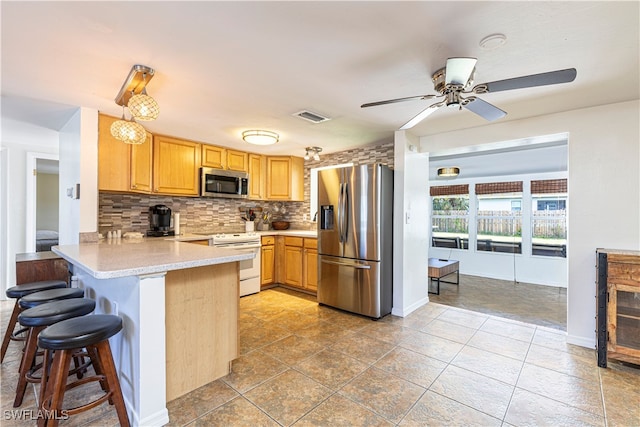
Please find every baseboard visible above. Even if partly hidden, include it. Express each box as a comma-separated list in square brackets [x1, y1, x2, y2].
[391, 296, 429, 317]
[566, 333, 596, 349]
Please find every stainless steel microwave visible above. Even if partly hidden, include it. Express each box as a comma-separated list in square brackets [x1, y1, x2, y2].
[200, 167, 249, 198]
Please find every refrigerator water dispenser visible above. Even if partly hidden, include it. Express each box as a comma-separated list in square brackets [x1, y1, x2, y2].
[320, 205, 334, 230]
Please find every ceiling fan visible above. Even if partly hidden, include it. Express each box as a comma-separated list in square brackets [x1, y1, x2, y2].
[361, 58, 577, 129]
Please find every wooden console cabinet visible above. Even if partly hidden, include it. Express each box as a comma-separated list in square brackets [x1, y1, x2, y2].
[596, 249, 640, 367]
[16, 252, 69, 285]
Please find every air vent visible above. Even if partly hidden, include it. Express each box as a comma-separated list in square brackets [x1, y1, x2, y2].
[293, 110, 331, 124]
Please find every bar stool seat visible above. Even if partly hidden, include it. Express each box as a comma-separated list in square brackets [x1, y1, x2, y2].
[14, 299, 96, 407]
[2, 280, 67, 363]
[38, 315, 129, 427]
[19, 288, 84, 310]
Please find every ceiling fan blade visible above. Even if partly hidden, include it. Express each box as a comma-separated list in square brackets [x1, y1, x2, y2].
[445, 57, 477, 86]
[361, 94, 436, 108]
[464, 97, 507, 121]
[399, 101, 444, 130]
[481, 68, 577, 93]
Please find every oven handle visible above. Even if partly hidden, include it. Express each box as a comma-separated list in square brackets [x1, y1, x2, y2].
[214, 243, 261, 249]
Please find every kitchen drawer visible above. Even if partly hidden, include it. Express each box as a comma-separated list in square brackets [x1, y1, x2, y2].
[304, 238, 317, 249]
[262, 236, 275, 245]
[284, 236, 303, 247]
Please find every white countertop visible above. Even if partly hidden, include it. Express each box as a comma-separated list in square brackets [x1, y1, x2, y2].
[52, 238, 255, 279]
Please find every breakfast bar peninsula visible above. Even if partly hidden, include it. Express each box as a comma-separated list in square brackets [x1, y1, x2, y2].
[53, 238, 254, 426]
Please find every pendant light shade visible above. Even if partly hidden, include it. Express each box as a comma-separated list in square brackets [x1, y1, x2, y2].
[128, 88, 159, 121]
[112, 118, 147, 145]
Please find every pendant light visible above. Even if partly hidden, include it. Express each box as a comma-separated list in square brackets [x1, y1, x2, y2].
[128, 73, 159, 121]
[304, 147, 322, 161]
[110, 105, 129, 140]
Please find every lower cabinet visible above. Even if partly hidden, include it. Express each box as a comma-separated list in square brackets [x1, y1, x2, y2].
[303, 238, 318, 292]
[260, 235, 317, 293]
[261, 236, 276, 287]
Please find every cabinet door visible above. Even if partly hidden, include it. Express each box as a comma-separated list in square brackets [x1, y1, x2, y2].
[261, 245, 275, 286]
[267, 156, 303, 201]
[98, 114, 131, 192]
[248, 154, 266, 200]
[227, 150, 248, 172]
[202, 145, 226, 169]
[304, 248, 318, 292]
[303, 238, 318, 292]
[153, 136, 201, 196]
[130, 132, 153, 193]
[284, 245, 303, 287]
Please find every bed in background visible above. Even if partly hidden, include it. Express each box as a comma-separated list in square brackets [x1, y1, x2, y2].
[36, 230, 59, 252]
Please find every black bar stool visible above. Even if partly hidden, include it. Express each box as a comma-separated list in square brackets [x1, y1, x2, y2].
[38, 314, 130, 427]
[14, 298, 96, 407]
[19, 288, 85, 310]
[2, 280, 67, 363]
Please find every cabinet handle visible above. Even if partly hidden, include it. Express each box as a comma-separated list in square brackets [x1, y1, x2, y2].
[131, 185, 137, 189]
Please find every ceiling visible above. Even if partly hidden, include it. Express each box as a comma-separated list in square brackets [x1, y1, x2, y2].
[2, 2, 638, 156]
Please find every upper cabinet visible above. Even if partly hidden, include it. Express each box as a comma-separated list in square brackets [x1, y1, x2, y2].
[201, 145, 226, 169]
[153, 135, 201, 196]
[266, 156, 304, 201]
[227, 150, 248, 172]
[98, 113, 152, 194]
[248, 154, 266, 200]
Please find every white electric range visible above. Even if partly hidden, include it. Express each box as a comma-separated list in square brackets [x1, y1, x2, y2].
[211, 232, 261, 297]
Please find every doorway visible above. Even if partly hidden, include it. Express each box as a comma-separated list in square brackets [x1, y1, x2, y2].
[26, 153, 59, 252]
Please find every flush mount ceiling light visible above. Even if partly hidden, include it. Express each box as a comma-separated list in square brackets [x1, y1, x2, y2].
[242, 130, 279, 145]
[114, 64, 159, 121]
[437, 167, 460, 177]
[304, 146, 322, 161]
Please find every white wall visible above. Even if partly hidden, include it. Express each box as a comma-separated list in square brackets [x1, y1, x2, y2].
[58, 107, 98, 244]
[1, 118, 59, 289]
[392, 132, 430, 316]
[417, 100, 640, 348]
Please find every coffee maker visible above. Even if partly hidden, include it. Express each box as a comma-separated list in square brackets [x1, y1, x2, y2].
[147, 204, 175, 237]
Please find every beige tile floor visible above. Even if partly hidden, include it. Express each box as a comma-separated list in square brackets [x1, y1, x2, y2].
[1, 288, 639, 426]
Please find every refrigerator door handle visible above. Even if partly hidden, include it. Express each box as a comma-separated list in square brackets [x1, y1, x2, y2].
[338, 183, 344, 242]
[320, 258, 371, 270]
[341, 182, 348, 243]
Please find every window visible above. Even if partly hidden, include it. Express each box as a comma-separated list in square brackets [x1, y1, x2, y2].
[431, 184, 469, 250]
[531, 179, 567, 258]
[476, 181, 523, 254]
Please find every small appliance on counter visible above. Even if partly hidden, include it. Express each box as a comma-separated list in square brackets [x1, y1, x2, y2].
[147, 204, 175, 237]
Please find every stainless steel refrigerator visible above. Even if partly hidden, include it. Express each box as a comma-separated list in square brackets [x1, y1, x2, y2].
[317, 164, 393, 318]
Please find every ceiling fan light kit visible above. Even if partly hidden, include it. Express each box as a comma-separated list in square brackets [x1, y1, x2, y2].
[362, 57, 576, 130]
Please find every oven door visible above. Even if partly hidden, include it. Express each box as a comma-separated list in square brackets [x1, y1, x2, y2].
[214, 243, 261, 296]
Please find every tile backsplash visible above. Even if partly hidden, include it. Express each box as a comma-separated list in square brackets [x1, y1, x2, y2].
[99, 141, 394, 234]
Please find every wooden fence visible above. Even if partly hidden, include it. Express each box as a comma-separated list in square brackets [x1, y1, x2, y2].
[433, 210, 566, 239]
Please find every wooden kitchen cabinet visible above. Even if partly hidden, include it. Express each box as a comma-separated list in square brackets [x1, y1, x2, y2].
[98, 113, 152, 193]
[266, 156, 304, 201]
[201, 145, 226, 169]
[130, 133, 153, 192]
[261, 236, 275, 287]
[303, 238, 318, 292]
[248, 154, 266, 200]
[283, 237, 303, 287]
[227, 150, 248, 172]
[153, 135, 201, 196]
